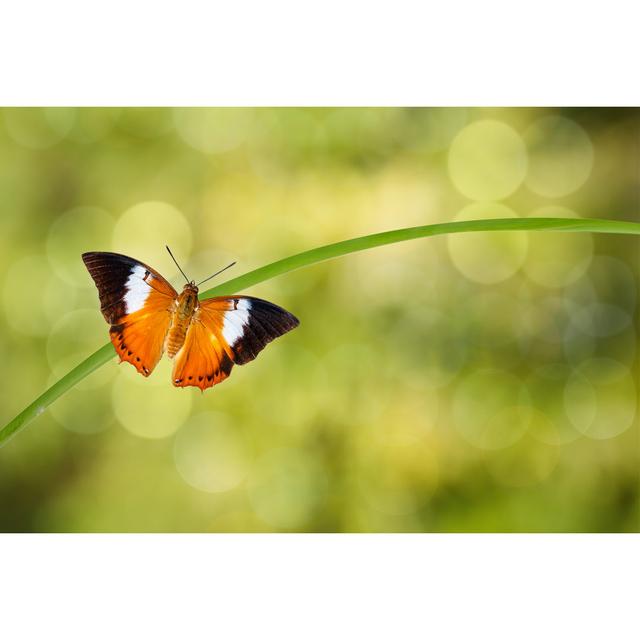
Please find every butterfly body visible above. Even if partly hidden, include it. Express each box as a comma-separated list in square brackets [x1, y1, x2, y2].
[82, 251, 299, 391]
[166, 283, 199, 358]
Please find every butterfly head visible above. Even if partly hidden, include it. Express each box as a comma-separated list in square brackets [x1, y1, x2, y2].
[183, 281, 198, 294]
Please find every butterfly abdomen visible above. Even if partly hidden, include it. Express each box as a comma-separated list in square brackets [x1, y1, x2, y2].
[166, 287, 199, 359]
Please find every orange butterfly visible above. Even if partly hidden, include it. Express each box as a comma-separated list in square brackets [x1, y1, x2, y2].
[82, 249, 299, 390]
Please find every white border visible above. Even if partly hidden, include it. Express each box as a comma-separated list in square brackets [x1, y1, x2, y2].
[2, 534, 638, 639]
[0, 1, 638, 105]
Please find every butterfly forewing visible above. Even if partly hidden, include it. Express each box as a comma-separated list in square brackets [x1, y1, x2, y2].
[219, 297, 299, 365]
[82, 252, 178, 376]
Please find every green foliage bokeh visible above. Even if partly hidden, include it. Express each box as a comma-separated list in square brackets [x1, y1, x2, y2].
[0, 107, 637, 532]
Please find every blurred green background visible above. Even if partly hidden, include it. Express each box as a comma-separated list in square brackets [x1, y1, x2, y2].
[0, 107, 637, 532]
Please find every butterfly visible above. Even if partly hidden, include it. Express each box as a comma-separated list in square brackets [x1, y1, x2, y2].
[82, 249, 299, 390]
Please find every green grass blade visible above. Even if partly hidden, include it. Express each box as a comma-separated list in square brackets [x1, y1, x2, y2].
[2, 216, 639, 447]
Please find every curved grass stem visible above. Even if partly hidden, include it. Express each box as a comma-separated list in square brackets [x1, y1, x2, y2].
[2, 216, 639, 447]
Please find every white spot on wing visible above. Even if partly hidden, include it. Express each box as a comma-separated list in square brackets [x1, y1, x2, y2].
[124, 265, 151, 314]
[222, 298, 251, 346]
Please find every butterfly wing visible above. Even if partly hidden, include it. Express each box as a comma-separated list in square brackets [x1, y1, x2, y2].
[82, 252, 178, 376]
[172, 296, 299, 390]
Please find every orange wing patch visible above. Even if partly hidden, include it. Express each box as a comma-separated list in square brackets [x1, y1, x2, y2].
[171, 303, 234, 390]
[83, 252, 178, 376]
[110, 288, 175, 376]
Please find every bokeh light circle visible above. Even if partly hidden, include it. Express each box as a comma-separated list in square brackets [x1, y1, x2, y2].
[248, 447, 328, 530]
[523, 206, 593, 288]
[389, 304, 469, 388]
[526, 364, 583, 445]
[468, 288, 534, 349]
[173, 108, 251, 154]
[45, 306, 118, 433]
[448, 120, 527, 200]
[174, 412, 250, 493]
[370, 385, 439, 447]
[563, 323, 598, 366]
[47, 206, 115, 287]
[321, 343, 389, 424]
[48, 382, 115, 435]
[247, 344, 327, 433]
[116, 108, 173, 138]
[46, 308, 116, 390]
[112, 360, 193, 439]
[484, 421, 560, 488]
[524, 116, 594, 197]
[564, 358, 636, 439]
[452, 369, 532, 450]
[401, 107, 470, 153]
[447, 203, 528, 284]
[564, 255, 637, 314]
[571, 302, 632, 338]
[564, 255, 636, 345]
[68, 109, 117, 143]
[2, 254, 71, 337]
[518, 294, 571, 347]
[112, 201, 192, 280]
[3, 108, 75, 149]
[357, 444, 439, 516]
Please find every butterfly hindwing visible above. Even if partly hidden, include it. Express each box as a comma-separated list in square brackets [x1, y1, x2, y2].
[171, 311, 235, 390]
[82, 252, 178, 376]
[173, 296, 299, 390]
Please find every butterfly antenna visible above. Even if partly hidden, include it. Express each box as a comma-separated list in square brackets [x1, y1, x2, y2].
[196, 261, 237, 287]
[166, 246, 191, 284]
